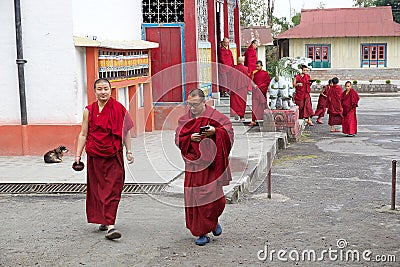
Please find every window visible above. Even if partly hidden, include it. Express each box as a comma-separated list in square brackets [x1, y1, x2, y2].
[361, 44, 386, 68]
[305, 44, 331, 68]
[227, 0, 236, 41]
[197, 0, 208, 42]
[142, 0, 184, 23]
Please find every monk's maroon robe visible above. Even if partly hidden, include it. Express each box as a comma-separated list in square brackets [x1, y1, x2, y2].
[314, 85, 329, 118]
[85, 97, 134, 225]
[341, 89, 360, 135]
[230, 64, 251, 117]
[252, 70, 271, 121]
[294, 73, 314, 119]
[175, 105, 234, 237]
[218, 46, 234, 92]
[326, 84, 343, 126]
[244, 45, 257, 73]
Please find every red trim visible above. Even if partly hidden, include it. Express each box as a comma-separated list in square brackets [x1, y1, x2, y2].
[184, 0, 199, 98]
[208, 0, 218, 93]
[234, 5, 241, 58]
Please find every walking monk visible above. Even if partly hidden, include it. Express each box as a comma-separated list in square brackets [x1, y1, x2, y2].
[326, 77, 343, 132]
[175, 89, 234, 246]
[250, 60, 271, 126]
[341, 81, 360, 137]
[314, 79, 332, 124]
[244, 39, 258, 73]
[75, 78, 134, 240]
[293, 65, 315, 126]
[230, 57, 252, 121]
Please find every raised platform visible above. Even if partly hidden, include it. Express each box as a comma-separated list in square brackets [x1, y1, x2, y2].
[262, 106, 301, 141]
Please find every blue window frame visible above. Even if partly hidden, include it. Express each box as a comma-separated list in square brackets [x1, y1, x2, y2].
[361, 43, 387, 68]
[306, 44, 331, 68]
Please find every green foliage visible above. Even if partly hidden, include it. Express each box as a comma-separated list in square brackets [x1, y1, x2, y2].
[316, 79, 321, 84]
[353, 80, 358, 85]
[369, 78, 373, 83]
[386, 79, 391, 84]
[291, 13, 301, 26]
[353, 0, 375, 7]
[272, 16, 290, 36]
[266, 46, 279, 75]
[240, 0, 267, 27]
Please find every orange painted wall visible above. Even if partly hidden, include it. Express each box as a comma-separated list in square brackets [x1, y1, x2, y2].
[0, 125, 24, 155]
[0, 125, 81, 156]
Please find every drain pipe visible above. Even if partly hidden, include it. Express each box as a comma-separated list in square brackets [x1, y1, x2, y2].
[14, 0, 28, 125]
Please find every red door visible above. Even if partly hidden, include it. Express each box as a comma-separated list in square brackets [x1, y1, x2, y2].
[146, 27, 182, 102]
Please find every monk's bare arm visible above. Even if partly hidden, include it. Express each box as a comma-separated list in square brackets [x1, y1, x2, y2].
[123, 131, 134, 164]
[293, 78, 301, 87]
[75, 109, 89, 163]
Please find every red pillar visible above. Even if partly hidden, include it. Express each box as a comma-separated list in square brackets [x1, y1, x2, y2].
[234, 4, 241, 58]
[223, 0, 229, 39]
[208, 0, 218, 93]
[184, 0, 199, 99]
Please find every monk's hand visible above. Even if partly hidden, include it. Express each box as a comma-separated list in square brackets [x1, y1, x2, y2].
[202, 125, 216, 137]
[297, 82, 303, 86]
[74, 156, 81, 163]
[126, 151, 134, 164]
[191, 133, 202, 142]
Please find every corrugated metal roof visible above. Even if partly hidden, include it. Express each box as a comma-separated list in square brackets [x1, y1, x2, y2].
[73, 36, 159, 49]
[276, 6, 400, 39]
[241, 26, 273, 46]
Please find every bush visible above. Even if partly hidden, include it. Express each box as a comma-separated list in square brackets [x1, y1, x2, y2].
[316, 79, 321, 84]
[369, 78, 373, 83]
[352, 80, 358, 85]
[386, 80, 391, 84]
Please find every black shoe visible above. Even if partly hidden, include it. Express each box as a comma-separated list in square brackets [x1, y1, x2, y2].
[105, 228, 121, 240]
[99, 224, 108, 231]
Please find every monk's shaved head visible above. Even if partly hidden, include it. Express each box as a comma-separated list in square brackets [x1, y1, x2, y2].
[237, 57, 245, 64]
[188, 89, 205, 102]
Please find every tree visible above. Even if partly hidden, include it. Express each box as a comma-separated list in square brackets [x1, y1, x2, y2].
[272, 16, 290, 36]
[317, 1, 326, 9]
[291, 12, 301, 26]
[240, 0, 267, 27]
[353, 0, 375, 7]
[374, 0, 400, 23]
[267, 0, 276, 28]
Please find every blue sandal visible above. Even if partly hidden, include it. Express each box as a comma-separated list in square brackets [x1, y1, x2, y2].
[195, 235, 210, 246]
[212, 223, 222, 236]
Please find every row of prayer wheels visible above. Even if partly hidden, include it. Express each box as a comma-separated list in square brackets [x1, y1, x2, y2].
[98, 54, 149, 72]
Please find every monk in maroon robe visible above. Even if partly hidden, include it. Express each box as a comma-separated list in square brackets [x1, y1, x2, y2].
[230, 57, 252, 120]
[293, 65, 315, 126]
[314, 79, 332, 124]
[218, 37, 234, 96]
[342, 81, 360, 136]
[175, 89, 234, 246]
[244, 40, 258, 74]
[250, 60, 271, 126]
[326, 77, 343, 132]
[75, 78, 134, 240]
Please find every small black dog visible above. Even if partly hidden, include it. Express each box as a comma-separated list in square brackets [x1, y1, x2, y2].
[44, 146, 68, 163]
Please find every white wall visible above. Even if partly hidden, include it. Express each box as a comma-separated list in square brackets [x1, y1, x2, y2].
[0, 0, 23, 124]
[1, 0, 143, 125]
[72, 0, 142, 41]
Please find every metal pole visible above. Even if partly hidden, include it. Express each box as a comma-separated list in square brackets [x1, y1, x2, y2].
[391, 160, 397, 210]
[14, 0, 28, 125]
[267, 168, 271, 199]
